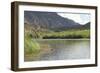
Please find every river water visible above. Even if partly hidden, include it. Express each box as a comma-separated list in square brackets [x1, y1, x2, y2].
[25, 39, 90, 61]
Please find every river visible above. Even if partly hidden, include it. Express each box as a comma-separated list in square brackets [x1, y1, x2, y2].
[25, 39, 90, 61]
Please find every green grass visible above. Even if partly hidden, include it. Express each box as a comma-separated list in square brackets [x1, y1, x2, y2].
[43, 29, 90, 39]
[24, 31, 41, 56]
[25, 29, 90, 39]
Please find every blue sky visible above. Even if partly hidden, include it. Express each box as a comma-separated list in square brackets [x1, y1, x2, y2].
[57, 13, 90, 25]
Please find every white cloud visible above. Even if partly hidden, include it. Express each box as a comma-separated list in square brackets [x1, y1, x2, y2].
[57, 13, 90, 25]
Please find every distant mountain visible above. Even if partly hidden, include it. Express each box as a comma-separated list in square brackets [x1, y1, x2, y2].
[83, 22, 90, 29]
[24, 11, 90, 31]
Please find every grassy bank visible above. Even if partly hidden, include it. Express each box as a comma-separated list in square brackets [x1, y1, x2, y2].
[43, 29, 90, 39]
[24, 31, 41, 56]
[25, 29, 90, 39]
[24, 31, 52, 61]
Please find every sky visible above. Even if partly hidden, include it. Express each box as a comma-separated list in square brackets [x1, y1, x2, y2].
[57, 13, 90, 25]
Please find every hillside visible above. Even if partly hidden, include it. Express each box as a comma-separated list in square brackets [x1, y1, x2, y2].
[24, 11, 90, 31]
